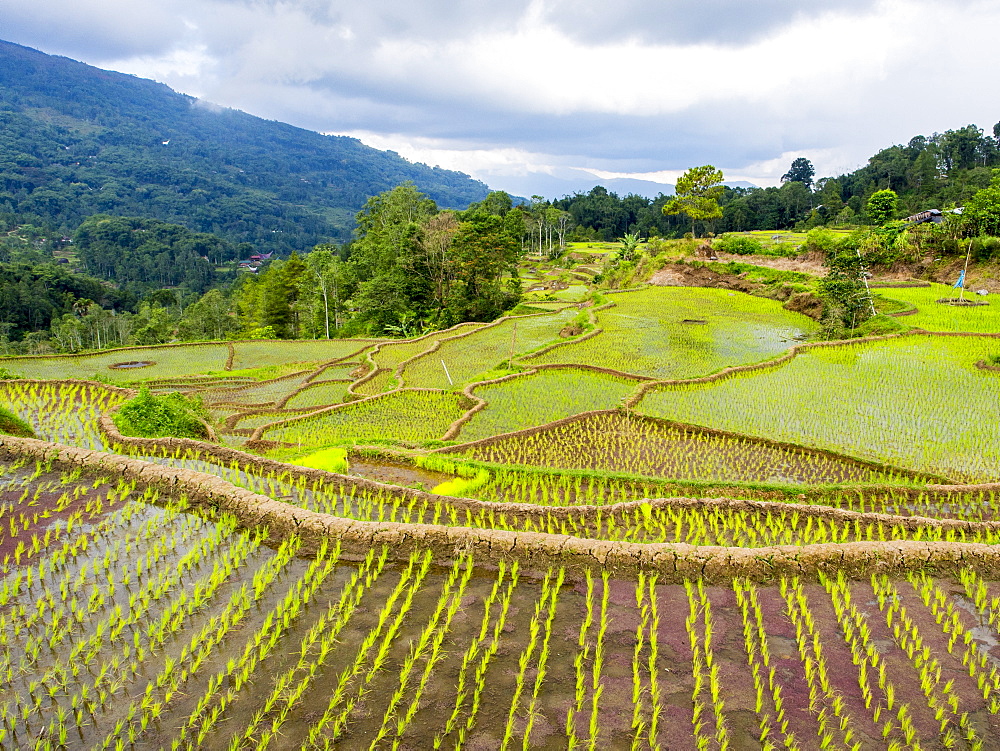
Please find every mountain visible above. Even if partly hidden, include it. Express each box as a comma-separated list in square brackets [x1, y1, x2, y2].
[0, 40, 489, 253]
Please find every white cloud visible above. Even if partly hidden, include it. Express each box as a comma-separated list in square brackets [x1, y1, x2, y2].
[5, 0, 1000, 197]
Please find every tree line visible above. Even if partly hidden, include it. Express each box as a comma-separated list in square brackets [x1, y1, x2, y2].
[1, 183, 538, 353]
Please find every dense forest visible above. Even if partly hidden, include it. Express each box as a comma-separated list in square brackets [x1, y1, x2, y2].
[0, 39, 488, 252]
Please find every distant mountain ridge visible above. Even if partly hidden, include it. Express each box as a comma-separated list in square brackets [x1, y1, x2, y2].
[0, 39, 489, 252]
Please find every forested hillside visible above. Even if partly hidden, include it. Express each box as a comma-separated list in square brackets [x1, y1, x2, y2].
[0, 40, 488, 251]
[551, 124, 1000, 239]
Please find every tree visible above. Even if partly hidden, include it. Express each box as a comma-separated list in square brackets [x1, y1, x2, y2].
[303, 246, 350, 338]
[662, 165, 724, 237]
[962, 169, 1000, 236]
[782, 157, 815, 189]
[865, 189, 898, 225]
[818, 249, 874, 332]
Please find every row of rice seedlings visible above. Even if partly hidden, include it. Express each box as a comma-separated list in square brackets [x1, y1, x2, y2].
[7, 511, 256, 736]
[870, 574, 978, 747]
[500, 567, 565, 750]
[777, 577, 859, 749]
[282, 379, 351, 409]
[565, 569, 609, 750]
[463, 410, 923, 485]
[370, 553, 474, 746]
[0, 487, 166, 624]
[434, 560, 520, 750]
[235, 545, 389, 749]
[631, 572, 664, 749]
[170, 538, 342, 749]
[732, 578, 797, 749]
[93, 534, 306, 749]
[0, 492, 203, 670]
[909, 572, 1000, 714]
[0, 473, 134, 570]
[820, 571, 915, 746]
[638, 335, 1000, 483]
[685, 579, 729, 750]
[302, 549, 434, 747]
[135, 448, 1000, 552]
[1, 380, 127, 450]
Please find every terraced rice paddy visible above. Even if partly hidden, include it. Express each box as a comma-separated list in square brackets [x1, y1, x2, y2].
[0, 343, 231, 382]
[879, 283, 1000, 332]
[5, 267, 1000, 749]
[5, 454, 1000, 750]
[454, 410, 930, 485]
[637, 335, 1000, 482]
[457, 369, 641, 442]
[526, 287, 818, 379]
[260, 389, 467, 447]
[400, 308, 579, 389]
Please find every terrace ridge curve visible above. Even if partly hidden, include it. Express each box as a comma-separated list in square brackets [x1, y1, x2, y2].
[5, 432, 1000, 583]
[429, 408, 947, 484]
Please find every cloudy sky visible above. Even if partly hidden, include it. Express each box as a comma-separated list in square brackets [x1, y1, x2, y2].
[5, 0, 1000, 196]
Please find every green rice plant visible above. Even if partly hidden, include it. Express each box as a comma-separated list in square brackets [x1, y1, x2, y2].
[460, 410, 923, 485]
[0, 342, 230, 381]
[909, 571, 1000, 712]
[436, 561, 520, 750]
[876, 283, 1000, 333]
[778, 577, 858, 749]
[521, 567, 566, 749]
[401, 309, 579, 390]
[228, 338, 374, 370]
[234, 545, 383, 750]
[169, 541, 341, 750]
[282, 379, 351, 409]
[526, 286, 817, 379]
[638, 335, 1000, 482]
[302, 550, 433, 748]
[871, 574, 977, 743]
[373, 554, 474, 745]
[500, 569, 558, 751]
[0, 381, 128, 450]
[457, 369, 640, 442]
[261, 389, 466, 447]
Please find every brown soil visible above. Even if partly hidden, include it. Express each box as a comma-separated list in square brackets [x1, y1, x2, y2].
[558, 323, 584, 337]
[712, 250, 828, 274]
[647, 263, 758, 292]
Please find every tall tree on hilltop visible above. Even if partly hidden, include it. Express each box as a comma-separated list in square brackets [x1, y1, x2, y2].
[782, 157, 815, 189]
[662, 165, 725, 237]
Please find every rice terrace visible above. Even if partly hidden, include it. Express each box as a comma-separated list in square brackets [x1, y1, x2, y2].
[6, 255, 1000, 751]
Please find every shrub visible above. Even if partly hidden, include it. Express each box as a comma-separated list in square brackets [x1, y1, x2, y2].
[712, 234, 764, 255]
[112, 386, 211, 440]
[0, 367, 22, 380]
[0, 405, 34, 437]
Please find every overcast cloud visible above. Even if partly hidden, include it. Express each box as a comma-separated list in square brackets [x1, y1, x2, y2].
[4, 0, 1000, 196]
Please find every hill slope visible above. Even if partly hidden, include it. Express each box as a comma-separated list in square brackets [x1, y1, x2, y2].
[0, 40, 489, 252]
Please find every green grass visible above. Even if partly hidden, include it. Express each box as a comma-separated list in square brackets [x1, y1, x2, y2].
[525, 286, 818, 379]
[636, 334, 1000, 482]
[458, 369, 639, 442]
